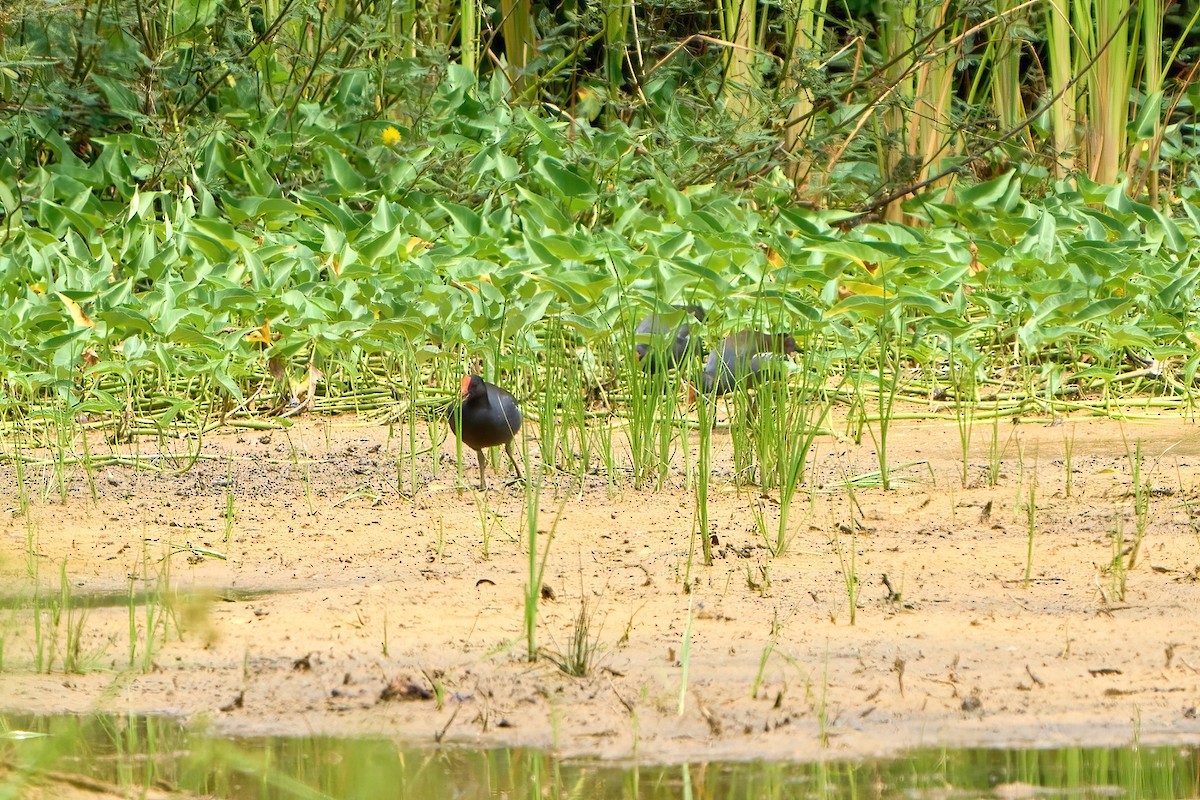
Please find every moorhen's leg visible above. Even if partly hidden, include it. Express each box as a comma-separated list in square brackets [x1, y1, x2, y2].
[504, 442, 523, 480]
[475, 448, 488, 490]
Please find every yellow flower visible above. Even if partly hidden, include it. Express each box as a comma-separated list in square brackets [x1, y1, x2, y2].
[381, 126, 401, 146]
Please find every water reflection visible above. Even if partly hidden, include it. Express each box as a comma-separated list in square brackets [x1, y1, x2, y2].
[1, 713, 1197, 799]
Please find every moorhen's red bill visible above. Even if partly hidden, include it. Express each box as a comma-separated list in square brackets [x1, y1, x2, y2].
[701, 330, 798, 395]
[634, 305, 705, 371]
[447, 374, 523, 489]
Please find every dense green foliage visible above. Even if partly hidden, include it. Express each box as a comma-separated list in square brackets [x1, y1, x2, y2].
[2, 0, 1200, 446]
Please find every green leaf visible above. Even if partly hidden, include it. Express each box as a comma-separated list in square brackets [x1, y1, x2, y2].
[173, 0, 219, 31]
[808, 241, 899, 267]
[516, 185, 570, 230]
[98, 308, 155, 337]
[954, 171, 1017, 210]
[533, 157, 595, 202]
[1157, 262, 1200, 307]
[1071, 297, 1129, 324]
[437, 202, 483, 238]
[1012, 210, 1058, 264]
[322, 149, 365, 193]
[1104, 324, 1155, 349]
[828, 294, 893, 319]
[504, 291, 554, 336]
[90, 75, 142, 120]
[536, 234, 593, 262]
[357, 227, 409, 265]
[1130, 91, 1162, 140]
[213, 368, 246, 403]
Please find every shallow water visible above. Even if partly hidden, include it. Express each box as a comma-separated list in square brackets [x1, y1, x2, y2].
[0, 587, 273, 610]
[2, 713, 1198, 799]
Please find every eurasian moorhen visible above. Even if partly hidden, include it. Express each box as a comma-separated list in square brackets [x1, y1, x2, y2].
[447, 374, 523, 489]
[634, 305, 705, 371]
[700, 330, 798, 396]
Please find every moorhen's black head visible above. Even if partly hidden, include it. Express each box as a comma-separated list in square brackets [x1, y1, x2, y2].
[461, 374, 485, 400]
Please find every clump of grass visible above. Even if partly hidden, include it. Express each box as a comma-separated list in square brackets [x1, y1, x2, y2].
[522, 470, 566, 663]
[58, 562, 91, 674]
[222, 458, 236, 543]
[1127, 439, 1150, 569]
[470, 491, 493, 560]
[693, 386, 715, 570]
[1101, 438, 1155, 603]
[13, 438, 36, 580]
[620, 306, 690, 491]
[677, 593, 695, 716]
[1062, 427, 1076, 497]
[23, 561, 106, 674]
[728, 385, 757, 486]
[758, 337, 830, 556]
[537, 323, 600, 486]
[1023, 474, 1037, 588]
[948, 338, 978, 487]
[841, 340, 898, 491]
[128, 544, 176, 673]
[869, 327, 903, 492]
[1107, 521, 1129, 602]
[78, 416, 99, 503]
[433, 515, 446, 561]
[381, 603, 389, 657]
[833, 487, 860, 625]
[750, 609, 784, 699]
[524, 469, 545, 662]
[817, 647, 831, 748]
[403, 353, 424, 495]
[47, 410, 71, 505]
[747, 562, 770, 597]
[284, 432, 315, 515]
[1013, 435, 1028, 508]
[987, 415, 1004, 487]
[542, 596, 602, 677]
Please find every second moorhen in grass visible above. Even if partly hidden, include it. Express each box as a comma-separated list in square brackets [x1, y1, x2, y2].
[447, 374, 523, 490]
[700, 330, 798, 396]
[634, 305, 706, 371]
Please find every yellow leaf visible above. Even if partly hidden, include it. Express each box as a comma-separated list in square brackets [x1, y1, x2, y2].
[969, 241, 985, 275]
[56, 292, 95, 328]
[840, 281, 885, 297]
[245, 318, 272, 344]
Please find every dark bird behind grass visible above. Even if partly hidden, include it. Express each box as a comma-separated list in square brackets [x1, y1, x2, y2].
[701, 330, 798, 396]
[447, 374, 522, 490]
[634, 305, 705, 371]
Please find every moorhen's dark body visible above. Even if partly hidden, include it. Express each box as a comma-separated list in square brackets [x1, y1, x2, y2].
[634, 305, 705, 371]
[701, 330, 798, 395]
[447, 374, 523, 489]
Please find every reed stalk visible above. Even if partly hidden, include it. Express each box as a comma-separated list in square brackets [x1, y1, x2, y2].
[1043, 0, 1076, 175]
[779, 0, 829, 184]
[719, 0, 758, 117]
[988, 0, 1026, 145]
[499, 0, 535, 99]
[1085, 0, 1132, 184]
